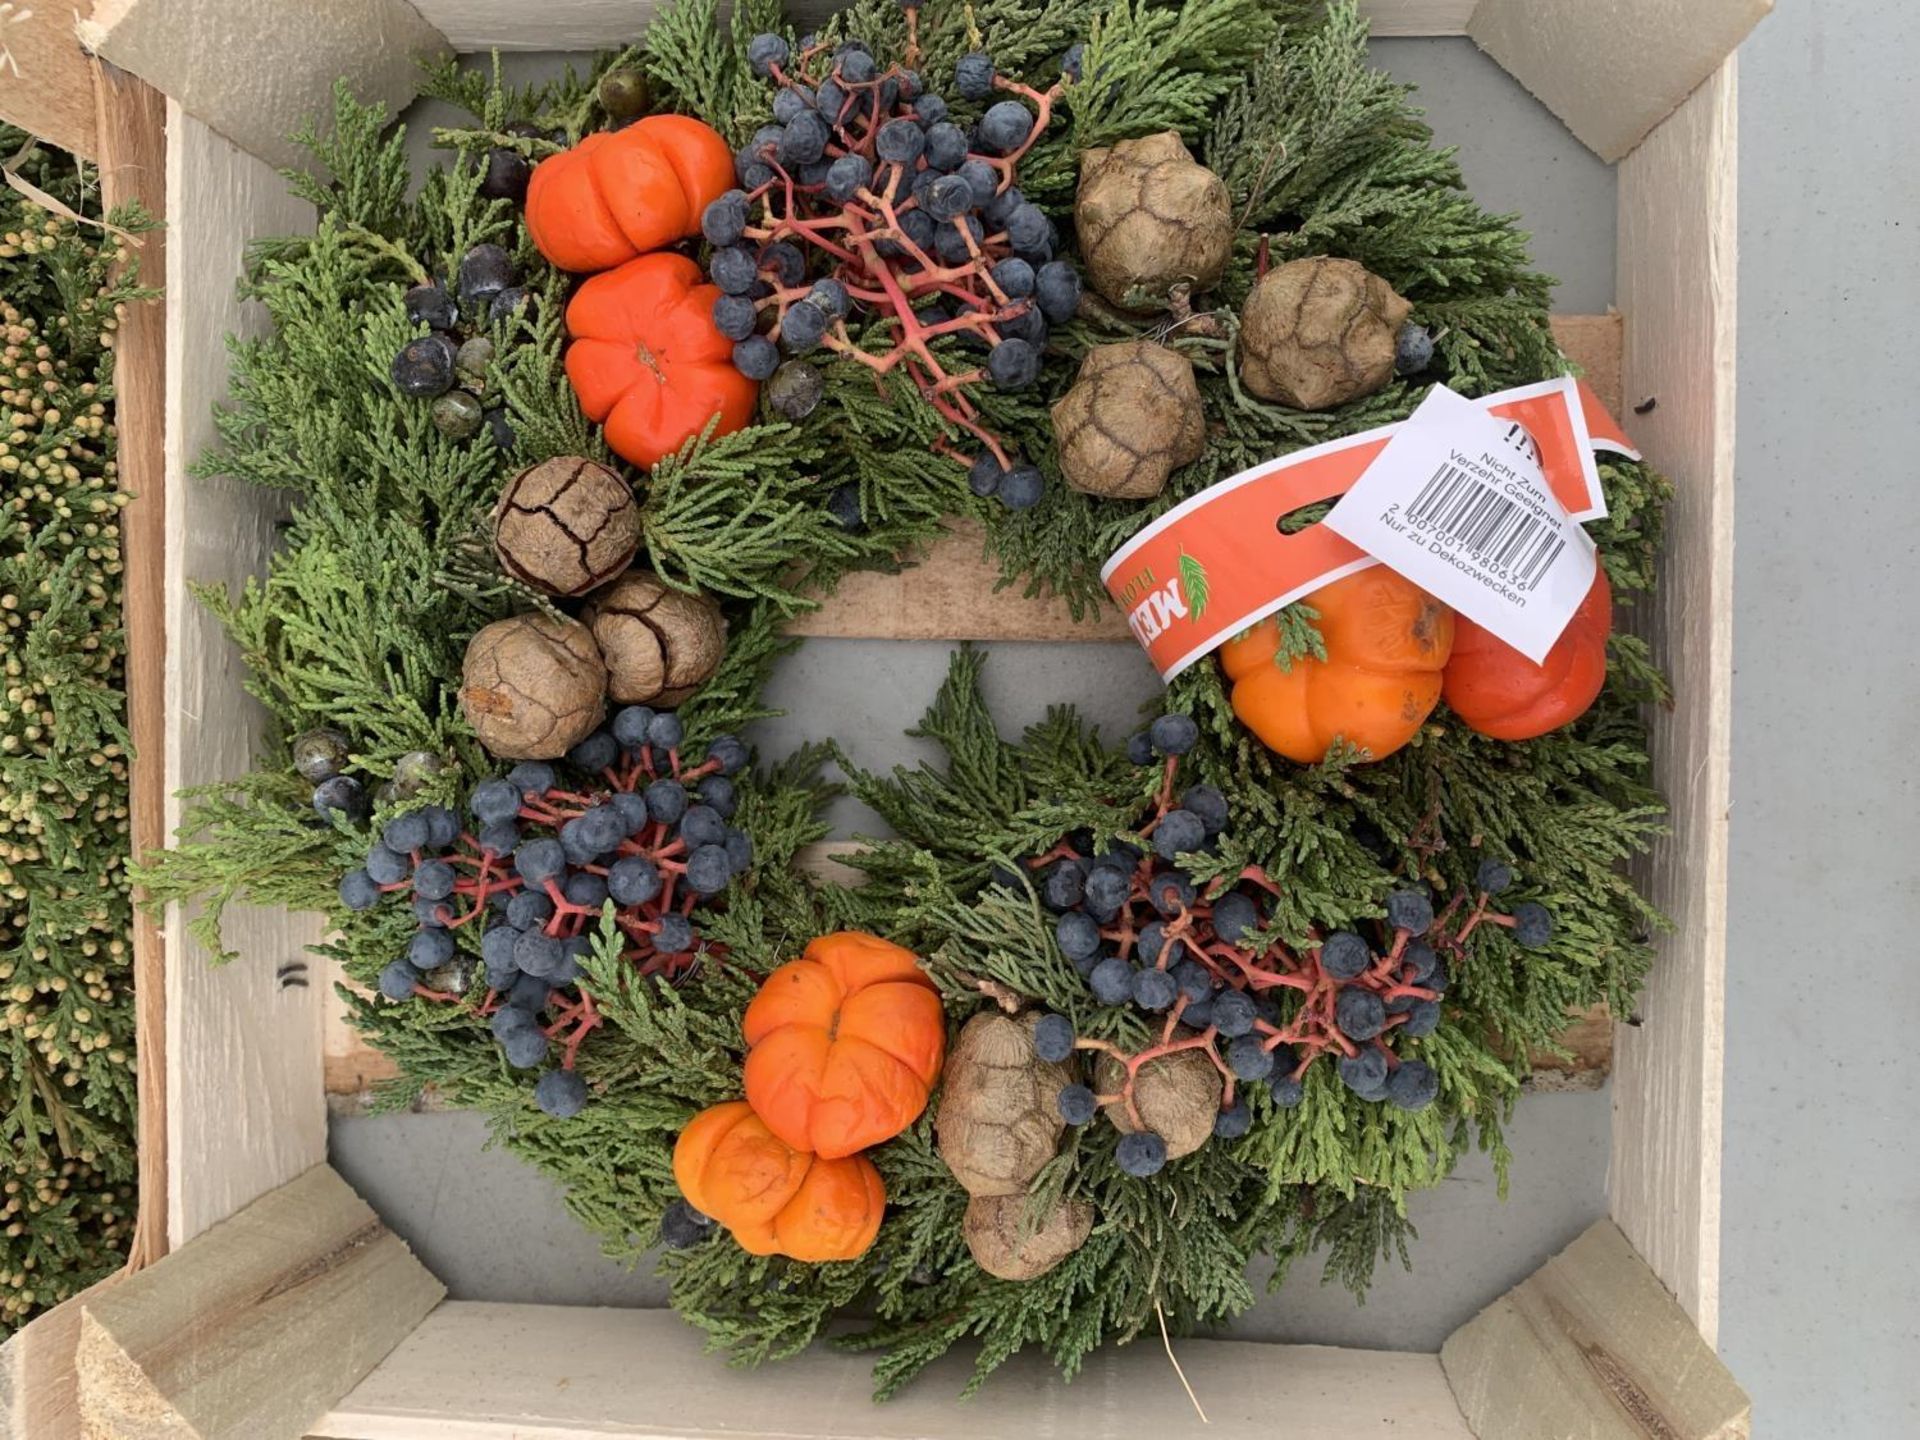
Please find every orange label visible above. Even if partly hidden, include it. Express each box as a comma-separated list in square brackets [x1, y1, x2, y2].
[1102, 378, 1633, 680]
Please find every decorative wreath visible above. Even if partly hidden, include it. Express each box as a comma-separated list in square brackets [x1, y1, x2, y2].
[147, 0, 1671, 1400]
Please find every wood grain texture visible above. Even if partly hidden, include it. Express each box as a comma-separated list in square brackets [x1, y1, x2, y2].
[75, 1165, 443, 1440]
[1608, 60, 1737, 1345]
[1440, 1220, 1750, 1439]
[78, 0, 448, 173]
[0, 3, 97, 157]
[163, 107, 330, 1247]
[92, 58, 172, 1274]
[314, 1301, 1471, 1439]
[0, 1278, 119, 1440]
[1469, 0, 1769, 162]
[406, 0, 1475, 49]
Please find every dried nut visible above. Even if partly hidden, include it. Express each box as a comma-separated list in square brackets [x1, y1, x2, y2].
[1051, 341, 1207, 500]
[963, 1192, 1094, 1281]
[581, 571, 726, 707]
[1094, 1040, 1221, 1160]
[459, 613, 608, 760]
[936, 1012, 1075, 1197]
[1238, 256, 1413, 410]
[1075, 132, 1233, 311]
[493, 456, 642, 597]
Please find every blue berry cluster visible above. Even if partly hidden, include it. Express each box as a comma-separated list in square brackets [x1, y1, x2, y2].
[388, 242, 527, 447]
[336, 712, 752, 1117]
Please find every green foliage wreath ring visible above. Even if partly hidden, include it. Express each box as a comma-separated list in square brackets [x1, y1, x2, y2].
[143, 0, 1671, 1399]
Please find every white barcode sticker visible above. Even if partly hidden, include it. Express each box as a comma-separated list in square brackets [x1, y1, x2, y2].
[1323, 384, 1596, 663]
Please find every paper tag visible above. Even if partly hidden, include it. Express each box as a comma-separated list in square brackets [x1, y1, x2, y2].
[1323, 385, 1596, 663]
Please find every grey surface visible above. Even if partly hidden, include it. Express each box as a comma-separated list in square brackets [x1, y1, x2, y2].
[340, 34, 1619, 1349]
[1720, 6, 1920, 1437]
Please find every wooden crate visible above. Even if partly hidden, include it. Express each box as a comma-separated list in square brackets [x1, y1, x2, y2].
[0, 1, 1763, 1435]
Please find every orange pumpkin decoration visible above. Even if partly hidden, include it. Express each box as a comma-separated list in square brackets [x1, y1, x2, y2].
[1220, 566, 1454, 764]
[525, 116, 735, 273]
[563, 252, 760, 469]
[1444, 566, 1612, 740]
[742, 932, 946, 1160]
[672, 1101, 886, 1262]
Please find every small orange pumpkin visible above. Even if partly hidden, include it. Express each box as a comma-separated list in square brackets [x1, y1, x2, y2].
[525, 116, 735, 273]
[742, 933, 946, 1160]
[563, 252, 760, 469]
[1220, 566, 1454, 764]
[672, 1101, 886, 1262]
[1444, 566, 1612, 741]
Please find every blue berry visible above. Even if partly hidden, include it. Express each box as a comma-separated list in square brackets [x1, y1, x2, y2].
[966, 452, 1004, 498]
[408, 929, 455, 970]
[1386, 1059, 1439, 1111]
[506, 890, 553, 931]
[1319, 930, 1372, 980]
[568, 730, 619, 773]
[1089, 957, 1134, 1006]
[1083, 863, 1130, 913]
[992, 257, 1036, 299]
[1150, 714, 1200, 757]
[339, 868, 380, 911]
[1230, 1034, 1276, 1081]
[1132, 966, 1178, 1012]
[827, 482, 864, 530]
[457, 244, 514, 306]
[734, 335, 779, 380]
[1402, 940, 1438, 983]
[1172, 960, 1213, 1004]
[515, 838, 566, 885]
[1042, 859, 1085, 911]
[488, 286, 531, 325]
[1268, 1070, 1304, 1107]
[1148, 871, 1195, 916]
[1394, 323, 1435, 377]
[771, 86, 813, 124]
[382, 811, 430, 855]
[1182, 995, 1214, 1029]
[413, 859, 456, 901]
[611, 706, 657, 750]
[506, 761, 556, 798]
[1211, 891, 1258, 944]
[313, 775, 369, 822]
[875, 118, 926, 164]
[1057, 1083, 1097, 1126]
[686, 844, 734, 895]
[1055, 910, 1101, 961]
[1004, 202, 1050, 253]
[1335, 987, 1387, 1041]
[778, 112, 829, 165]
[697, 776, 736, 819]
[643, 778, 688, 826]
[814, 77, 847, 121]
[723, 828, 755, 874]
[404, 283, 458, 332]
[921, 173, 973, 224]
[1402, 999, 1442, 1037]
[978, 101, 1033, 156]
[987, 338, 1039, 391]
[420, 805, 459, 848]
[469, 778, 522, 826]
[998, 465, 1044, 510]
[923, 121, 968, 171]
[654, 914, 695, 954]
[914, 94, 948, 126]
[1116, 1131, 1167, 1177]
[1033, 1013, 1075, 1063]
[1386, 888, 1434, 936]
[1475, 858, 1514, 895]
[681, 804, 727, 847]
[565, 871, 610, 910]
[983, 185, 1026, 227]
[825, 153, 873, 202]
[1061, 43, 1086, 81]
[500, 1022, 550, 1069]
[837, 48, 876, 83]
[710, 245, 759, 295]
[660, 1198, 714, 1248]
[490, 1005, 535, 1042]
[1426, 959, 1450, 997]
[1135, 920, 1172, 965]
[1212, 989, 1257, 1038]
[365, 843, 410, 886]
[1339, 1047, 1388, 1097]
[514, 930, 563, 979]
[1213, 1101, 1252, 1139]
[391, 334, 456, 397]
[706, 734, 749, 775]
[954, 51, 996, 100]
[1153, 809, 1206, 861]
[608, 855, 662, 908]
[1125, 730, 1156, 766]
[509, 971, 554, 1012]
[746, 32, 789, 76]
[712, 294, 757, 345]
[535, 1068, 590, 1118]
[1182, 785, 1228, 836]
[780, 298, 829, 353]
[1512, 902, 1554, 948]
[413, 895, 450, 928]
[482, 921, 521, 967]
[378, 960, 417, 1000]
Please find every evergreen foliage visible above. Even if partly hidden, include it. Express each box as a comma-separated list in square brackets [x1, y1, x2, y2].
[136, 0, 1672, 1399]
[0, 127, 153, 1330]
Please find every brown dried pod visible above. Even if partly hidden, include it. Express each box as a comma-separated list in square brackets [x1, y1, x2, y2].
[963, 1192, 1095, 1282]
[493, 456, 642, 598]
[936, 1012, 1075, 1198]
[458, 613, 608, 761]
[1094, 1041, 1222, 1160]
[1237, 256, 1413, 411]
[1076, 132, 1233, 311]
[1051, 341, 1207, 500]
[580, 571, 727, 708]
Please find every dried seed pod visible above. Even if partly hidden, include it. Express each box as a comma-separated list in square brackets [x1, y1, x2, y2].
[581, 571, 726, 708]
[936, 1012, 1075, 1197]
[963, 1192, 1094, 1281]
[493, 456, 642, 597]
[1075, 132, 1233, 311]
[1051, 341, 1207, 500]
[1095, 1040, 1221, 1160]
[459, 613, 608, 760]
[1238, 257, 1413, 410]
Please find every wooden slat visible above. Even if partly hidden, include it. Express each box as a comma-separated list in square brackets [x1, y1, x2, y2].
[1440, 1219, 1750, 1439]
[75, 1165, 444, 1440]
[78, 0, 448, 173]
[0, 3, 97, 157]
[1607, 60, 1738, 1344]
[1469, 0, 1769, 162]
[0, 1277, 119, 1440]
[163, 106, 331, 1247]
[1363, 0, 1480, 37]
[93, 57, 172, 1274]
[314, 1301, 1471, 1439]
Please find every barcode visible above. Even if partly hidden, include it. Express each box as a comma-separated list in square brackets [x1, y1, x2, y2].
[1405, 463, 1567, 592]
